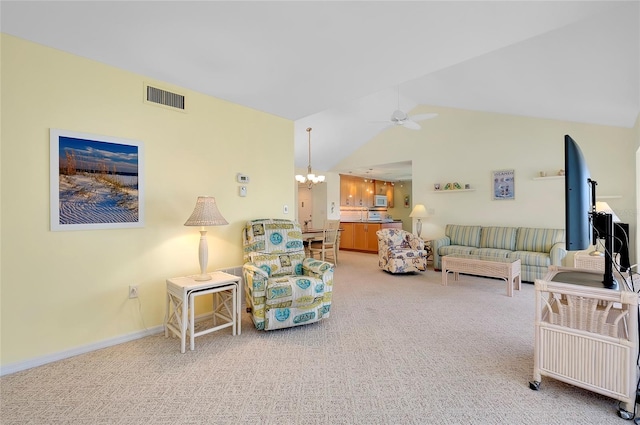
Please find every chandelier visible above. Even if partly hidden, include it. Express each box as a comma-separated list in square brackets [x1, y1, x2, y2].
[295, 127, 325, 188]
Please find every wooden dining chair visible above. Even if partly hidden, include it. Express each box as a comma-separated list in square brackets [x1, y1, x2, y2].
[309, 220, 340, 264]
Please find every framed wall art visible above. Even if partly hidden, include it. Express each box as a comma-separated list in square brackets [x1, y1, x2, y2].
[50, 129, 145, 231]
[492, 169, 515, 200]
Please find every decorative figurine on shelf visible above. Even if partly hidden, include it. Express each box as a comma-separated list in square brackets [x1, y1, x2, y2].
[453, 182, 462, 189]
[444, 183, 452, 190]
[434, 183, 441, 191]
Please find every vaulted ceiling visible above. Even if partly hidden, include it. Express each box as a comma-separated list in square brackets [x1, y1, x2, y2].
[2, 1, 638, 181]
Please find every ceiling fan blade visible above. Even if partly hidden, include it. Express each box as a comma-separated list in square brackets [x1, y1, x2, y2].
[402, 120, 421, 130]
[409, 113, 438, 122]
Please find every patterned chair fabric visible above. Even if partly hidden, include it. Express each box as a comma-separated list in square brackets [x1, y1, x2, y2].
[431, 224, 566, 282]
[376, 228, 428, 274]
[242, 219, 334, 330]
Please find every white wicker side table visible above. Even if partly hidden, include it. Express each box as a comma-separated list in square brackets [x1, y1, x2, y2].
[573, 251, 605, 271]
[165, 271, 241, 353]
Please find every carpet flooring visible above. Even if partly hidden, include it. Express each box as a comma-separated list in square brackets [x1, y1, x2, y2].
[0, 250, 633, 424]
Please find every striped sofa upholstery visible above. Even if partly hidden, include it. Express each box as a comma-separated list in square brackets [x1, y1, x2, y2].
[242, 219, 334, 330]
[432, 224, 566, 282]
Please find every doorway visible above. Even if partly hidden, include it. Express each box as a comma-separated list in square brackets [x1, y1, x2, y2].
[298, 186, 313, 229]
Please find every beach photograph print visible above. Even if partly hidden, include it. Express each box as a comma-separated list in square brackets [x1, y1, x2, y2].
[492, 169, 515, 200]
[50, 129, 144, 231]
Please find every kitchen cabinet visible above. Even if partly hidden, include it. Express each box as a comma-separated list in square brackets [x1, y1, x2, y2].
[339, 175, 374, 207]
[373, 180, 395, 208]
[385, 184, 394, 208]
[353, 223, 380, 252]
[340, 222, 401, 252]
[339, 222, 355, 249]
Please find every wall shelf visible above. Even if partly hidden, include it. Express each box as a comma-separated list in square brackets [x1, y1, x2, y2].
[532, 175, 564, 181]
[596, 195, 622, 199]
[433, 189, 476, 193]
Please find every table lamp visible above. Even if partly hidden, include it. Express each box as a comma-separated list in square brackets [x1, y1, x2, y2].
[409, 204, 428, 238]
[184, 196, 228, 281]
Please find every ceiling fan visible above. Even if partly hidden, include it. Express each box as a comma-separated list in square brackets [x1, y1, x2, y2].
[373, 87, 438, 130]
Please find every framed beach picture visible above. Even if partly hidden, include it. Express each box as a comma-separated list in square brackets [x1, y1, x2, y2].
[50, 129, 145, 231]
[492, 169, 515, 200]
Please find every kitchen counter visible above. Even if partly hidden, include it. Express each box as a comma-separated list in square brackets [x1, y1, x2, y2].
[340, 220, 402, 223]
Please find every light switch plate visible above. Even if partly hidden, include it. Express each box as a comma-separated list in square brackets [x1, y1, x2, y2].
[239, 186, 247, 197]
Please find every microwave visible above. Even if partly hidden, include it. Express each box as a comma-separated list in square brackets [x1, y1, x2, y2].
[374, 195, 388, 207]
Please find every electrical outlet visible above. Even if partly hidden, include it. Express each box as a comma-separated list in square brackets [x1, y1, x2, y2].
[129, 285, 139, 299]
[283, 205, 289, 214]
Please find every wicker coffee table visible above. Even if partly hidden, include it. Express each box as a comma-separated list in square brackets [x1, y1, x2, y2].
[441, 254, 521, 297]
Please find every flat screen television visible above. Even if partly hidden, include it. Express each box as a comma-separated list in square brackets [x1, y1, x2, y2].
[564, 135, 592, 251]
[563, 135, 618, 289]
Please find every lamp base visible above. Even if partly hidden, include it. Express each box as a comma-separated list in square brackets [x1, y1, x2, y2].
[193, 273, 212, 281]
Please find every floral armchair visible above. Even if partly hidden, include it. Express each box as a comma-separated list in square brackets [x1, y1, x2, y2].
[242, 219, 334, 330]
[376, 228, 428, 274]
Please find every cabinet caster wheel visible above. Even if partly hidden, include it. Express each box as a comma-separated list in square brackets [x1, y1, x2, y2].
[617, 409, 633, 420]
[529, 381, 541, 391]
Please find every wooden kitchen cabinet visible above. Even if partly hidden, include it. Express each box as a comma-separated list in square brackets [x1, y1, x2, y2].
[373, 180, 395, 208]
[339, 222, 354, 249]
[340, 175, 374, 207]
[339, 222, 381, 253]
[385, 184, 394, 208]
[353, 223, 380, 252]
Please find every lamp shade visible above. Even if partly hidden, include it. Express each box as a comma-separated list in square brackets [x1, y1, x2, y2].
[595, 201, 620, 223]
[409, 204, 428, 218]
[184, 196, 228, 226]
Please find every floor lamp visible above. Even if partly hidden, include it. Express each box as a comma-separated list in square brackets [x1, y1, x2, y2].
[184, 196, 228, 281]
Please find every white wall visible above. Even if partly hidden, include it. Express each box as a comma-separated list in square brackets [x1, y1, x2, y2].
[335, 105, 637, 260]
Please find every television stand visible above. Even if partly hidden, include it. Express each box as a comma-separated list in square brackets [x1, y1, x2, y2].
[529, 266, 639, 418]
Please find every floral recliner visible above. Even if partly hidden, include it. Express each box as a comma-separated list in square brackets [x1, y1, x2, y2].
[242, 219, 334, 330]
[376, 228, 428, 274]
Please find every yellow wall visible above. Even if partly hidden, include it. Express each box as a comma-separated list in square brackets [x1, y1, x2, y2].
[387, 181, 413, 232]
[336, 105, 638, 258]
[0, 35, 295, 366]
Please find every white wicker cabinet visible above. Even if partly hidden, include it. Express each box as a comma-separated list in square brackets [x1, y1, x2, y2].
[530, 266, 639, 418]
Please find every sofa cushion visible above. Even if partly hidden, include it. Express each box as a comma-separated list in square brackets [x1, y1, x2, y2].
[469, 248, 512, 259]
[445, 225, 482, 248]
[515, 228, 565, 253]
[438, 245, 475, 257]
[507, 251, 551, 267]
[479, 227, 517, 250]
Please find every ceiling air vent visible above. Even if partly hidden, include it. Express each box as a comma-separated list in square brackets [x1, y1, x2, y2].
[144, 84, 186, 111]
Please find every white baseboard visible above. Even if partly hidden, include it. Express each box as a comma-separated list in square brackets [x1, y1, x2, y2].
[0, 325, 164, 377]
[2, 265, 245, 377]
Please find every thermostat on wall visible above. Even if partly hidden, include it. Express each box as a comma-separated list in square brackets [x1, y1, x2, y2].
[237, 173, 250, 183]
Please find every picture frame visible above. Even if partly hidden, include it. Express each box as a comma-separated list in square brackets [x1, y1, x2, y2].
[492, 169, 515, 200]
[50, 129, 145, 231]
